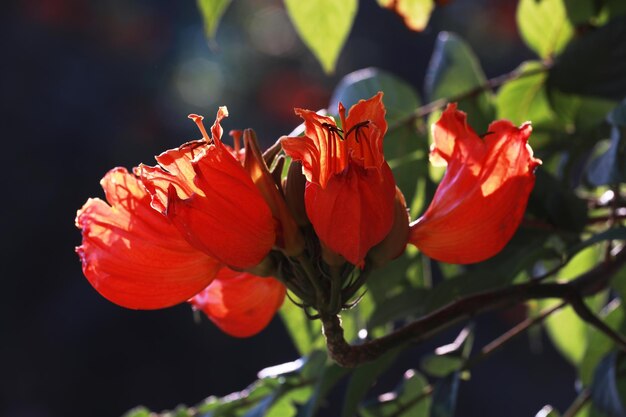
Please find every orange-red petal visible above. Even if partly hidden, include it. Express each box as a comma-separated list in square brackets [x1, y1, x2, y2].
[281, 109, 347, 189]
[342, 92, 387, 169]
[189, 267, 286, 338]
[75, 168, 221, 309]
[409, 104, 541, 264]
[166, 143, 276, 269]
[137, 143, 207, 213]
[305, 162, 396, 266]
[140, 109, 276, 269]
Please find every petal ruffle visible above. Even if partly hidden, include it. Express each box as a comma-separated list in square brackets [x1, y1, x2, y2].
[137, 143, 207, 213]
[409, 104, 541, 264]
[281, 109, 347, 188]
[189, 267, 286, 338]
[305, 162, 396, 266]
[341, 92, 387, 169]
[75, 168, 220, 309]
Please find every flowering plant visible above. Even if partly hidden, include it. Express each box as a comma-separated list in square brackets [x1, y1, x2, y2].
[74, 1, 626, 416]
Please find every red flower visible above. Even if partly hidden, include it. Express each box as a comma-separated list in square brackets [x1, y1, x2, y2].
[189, 267, 286, 338]
[138, 108, 276, 269]
[409, 104, 541, 264]
[281, 93, 396, 266]
[76, 108, 289, 337]
[75, 168, 221, 309]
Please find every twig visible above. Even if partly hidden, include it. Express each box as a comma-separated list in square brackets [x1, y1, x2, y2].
[562, 388, 591, 417]
[388, 63, 550, 131]
[321, 247, 626, 367]
[463, 301, 567, 370]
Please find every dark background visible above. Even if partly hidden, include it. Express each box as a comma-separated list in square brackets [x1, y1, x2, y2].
[2, 0, 577, 416]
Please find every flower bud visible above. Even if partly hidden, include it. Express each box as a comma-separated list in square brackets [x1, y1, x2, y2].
[284, 161, 309, 226]
[243, 129, 305, 257]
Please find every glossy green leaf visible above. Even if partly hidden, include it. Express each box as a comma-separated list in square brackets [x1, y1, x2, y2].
[284, 0, 357, 73]
[341, 349, 400, 417]
[496, 61, 559, 129]
[580, 300, 626, 385]
[196, 0, 231, 40]
[360, 370, 431, 417]
[517, 0, 573, 59]
[377, 0, 435, 31]
[590, 352, 626, 417]
[424, 32, 494, 131]
[548, 17, 626, 100]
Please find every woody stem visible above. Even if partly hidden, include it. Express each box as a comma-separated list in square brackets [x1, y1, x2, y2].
[321, 247, 626, 368]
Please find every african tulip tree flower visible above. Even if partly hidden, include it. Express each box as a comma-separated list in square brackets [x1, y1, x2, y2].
[76, 107, 291, 336]
[138, 108, 277, 269]
[75, 167, 221, 309]
[409, 103, 541, 264]
[281, 92, 396, 266]
[190, 267, 286, 338]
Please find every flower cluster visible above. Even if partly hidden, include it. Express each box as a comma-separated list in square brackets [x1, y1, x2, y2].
[76, 94, 540, 337]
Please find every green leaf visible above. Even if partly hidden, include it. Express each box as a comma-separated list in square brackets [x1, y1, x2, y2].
[425, 32, 494, 131]
[330, 68, 421, 123]
[564, 0, 598, 24]
[284, 0, 357, 73]
[495, 61, 558, 128]
[590, 352, 626, 417]
[567, 227, 626, 259]
[297, 360, 349, 417]
[367, 287, 430, 330]
[528, 169, 588, 233]
[279, 296, 324, 356]
[430, 372, 460, 417]
[549, 90, 617, 132]
[424, 229, 556, 313]
[360, 370, 431, 417]
[517, 0, 573, 59]
[377, 0, 435, 31]
[587, 128, 624, 186]
[122, 407, 151, 417]
[341, 349, 400, 417]
[196, 0, 231, 40]
[547, 17, 626, 100]
[580, 300, 626, 385]
[421, 355, 464, 378]
[608, 99, 626, 127]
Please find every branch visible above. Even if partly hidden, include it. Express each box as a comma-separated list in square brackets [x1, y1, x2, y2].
[321, 247, 626, 368]
[387, 63, 550, 131]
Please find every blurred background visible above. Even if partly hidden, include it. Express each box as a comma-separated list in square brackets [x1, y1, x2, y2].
[2, 0, 578, 416]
